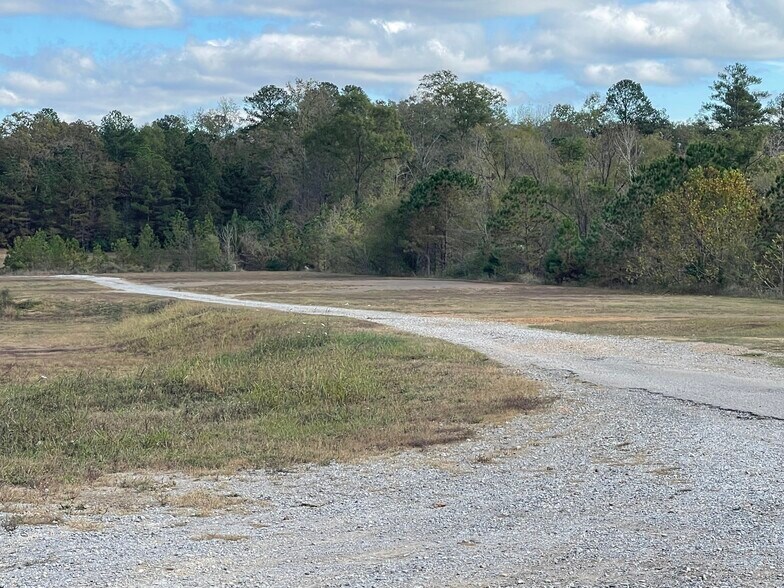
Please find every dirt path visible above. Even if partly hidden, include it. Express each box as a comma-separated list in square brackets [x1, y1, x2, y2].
[61, 275, 784, 420]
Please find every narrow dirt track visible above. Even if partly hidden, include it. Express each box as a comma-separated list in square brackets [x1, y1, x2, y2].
[62, 275, 784, 420]
[2, 275, 782, 588]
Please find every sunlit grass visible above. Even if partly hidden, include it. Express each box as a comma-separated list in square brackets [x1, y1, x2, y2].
[126, 272, 784, 358]
[0, 289, 543, 486]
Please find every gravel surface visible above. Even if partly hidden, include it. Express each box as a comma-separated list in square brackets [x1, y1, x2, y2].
[1, 275, 782, 587]
[59, 275, 784, 420]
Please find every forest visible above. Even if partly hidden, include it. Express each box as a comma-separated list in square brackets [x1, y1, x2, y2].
[1, 63, 783, 296]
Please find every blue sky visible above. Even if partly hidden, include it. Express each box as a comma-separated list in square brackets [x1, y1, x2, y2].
[0, 0, 783, 123]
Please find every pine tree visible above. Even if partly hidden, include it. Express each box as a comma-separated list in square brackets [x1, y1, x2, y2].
[135, 224, 161, 270]
[703, 63, 769, 130]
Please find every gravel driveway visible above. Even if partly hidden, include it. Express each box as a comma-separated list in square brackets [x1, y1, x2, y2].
[2, 275, 782, 587]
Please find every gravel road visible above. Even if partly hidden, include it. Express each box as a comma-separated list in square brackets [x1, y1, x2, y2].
[2, 275, 782, 587]
[60, 275, 784, 420]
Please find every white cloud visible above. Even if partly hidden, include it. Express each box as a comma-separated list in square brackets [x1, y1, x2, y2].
[582, 60, 679, 85]
[494, 44, 554, 70]
[0, 19, 493, 121]
[184, 0, 589, 20]
[179, 20, 491, 87]
[490, 0, 784, 87]
[0, 88, 23, 107]
[550, 1, 784, 61]
[85, 0, 181, 27]
[2, 0, 784, 120]
[371, 19, 413, 35]
[5, 72, 68, 94]
[0, 0, 181, 27]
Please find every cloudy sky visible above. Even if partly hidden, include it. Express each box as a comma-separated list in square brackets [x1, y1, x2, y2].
[1, 0, 783, 123]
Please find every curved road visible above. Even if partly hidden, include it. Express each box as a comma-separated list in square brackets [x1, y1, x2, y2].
[2, 275, 780, 587]
[63, 275, 784, 420]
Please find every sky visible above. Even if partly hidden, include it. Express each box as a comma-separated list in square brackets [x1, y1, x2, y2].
[0, 0, 783, 124]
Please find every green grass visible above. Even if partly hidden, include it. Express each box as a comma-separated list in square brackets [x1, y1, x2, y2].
[0, 295, 543, 487]
[123, 272, 784, 359]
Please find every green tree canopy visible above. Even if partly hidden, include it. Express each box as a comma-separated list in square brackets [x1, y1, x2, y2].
[638, 167, 760, 288]
[307, 85, 411, 206]
[244, 85, 295, 129]
[703, 63, 769, 130]
[417, 70, 507, 133]
[400, 169, 479, 275]
[489, 176, 553, 275]
[100, 110, 140, 162]
[605, 79, 668, 134]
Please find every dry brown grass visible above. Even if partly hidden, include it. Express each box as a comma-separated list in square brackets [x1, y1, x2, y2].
[112, 475, 171, 493]
[1, 279, 544, 489]
[0, 277, 165, 379]
[125, 271, 784, 357]
[0, 473, 177, 525]
[164, 490, 246, 516]
[0, 484, 41, 505]
[64, 519, 105, 532]
[2, 512, 61, 531]
[191, 533, 248, 542]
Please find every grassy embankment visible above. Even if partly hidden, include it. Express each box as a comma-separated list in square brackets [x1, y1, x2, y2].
[127, 272, 784, 361]
[0, 279, 542, 487]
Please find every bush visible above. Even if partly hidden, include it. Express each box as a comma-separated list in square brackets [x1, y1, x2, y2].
[1, 288, 16, 319]
[4, 231, 88, 272]
[1, 288, 12, 309]
[754, 235, 784, 298]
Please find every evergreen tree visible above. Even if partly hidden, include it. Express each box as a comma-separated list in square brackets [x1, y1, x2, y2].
[135, 224, 161, 271]
[703, 63, 769, 130]
[605, 79, 668, 134]
[165, 210, 193, 270]
[489, 177, 553, 275]
[194, 215, 223, 270]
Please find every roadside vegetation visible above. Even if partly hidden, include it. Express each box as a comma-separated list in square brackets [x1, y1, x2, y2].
[127, 272, 784, 359]
[1, 65, 783, 297]
[0, 284, 542, 487]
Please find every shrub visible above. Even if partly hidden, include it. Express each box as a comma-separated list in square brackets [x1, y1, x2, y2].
[4, 231, 88, 272]
[0, 288, 16, 319]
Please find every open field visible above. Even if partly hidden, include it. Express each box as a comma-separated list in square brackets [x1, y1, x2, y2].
[0, 277, 541, 487]
[115, 272, 784, 359]
[1, 274, 783, 587]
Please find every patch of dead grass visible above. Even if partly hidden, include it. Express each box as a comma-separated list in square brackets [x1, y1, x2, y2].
[190, 533, 248, 542]
[473, 454, 496, 464]
[164, 490, 246, 516]
[2, 512, 61, 531]
[64, 518, 105, 532]
[0, 485, 41, 505]
[129, 272, 784, 358]
[111, 475, 173, 493]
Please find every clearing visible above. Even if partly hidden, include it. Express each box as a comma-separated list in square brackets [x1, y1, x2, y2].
[124, 271, 784, 358]
[1, 273, 782, 587]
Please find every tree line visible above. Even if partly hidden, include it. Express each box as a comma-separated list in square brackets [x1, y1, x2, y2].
[1, 64, 783, 296]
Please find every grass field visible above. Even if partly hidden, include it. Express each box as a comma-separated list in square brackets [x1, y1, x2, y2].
[122, 272, 784, 358]
[0, 278, 542, 487]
